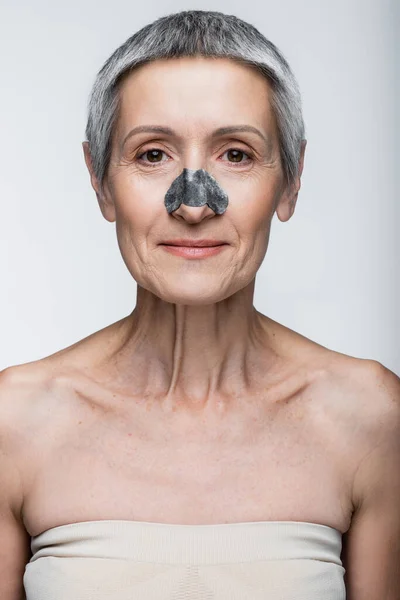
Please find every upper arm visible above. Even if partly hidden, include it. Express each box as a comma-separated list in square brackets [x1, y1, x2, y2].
[0, 368, 32, 600]
[342, 362, 400, 600]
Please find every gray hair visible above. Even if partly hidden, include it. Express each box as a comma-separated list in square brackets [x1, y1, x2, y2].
[85, 10, 305, 193]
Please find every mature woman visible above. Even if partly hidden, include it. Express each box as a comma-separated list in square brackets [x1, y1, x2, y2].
[1, 9, 399, 600]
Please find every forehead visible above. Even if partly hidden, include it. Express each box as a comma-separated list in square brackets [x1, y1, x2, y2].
[116, 56, 276, 137]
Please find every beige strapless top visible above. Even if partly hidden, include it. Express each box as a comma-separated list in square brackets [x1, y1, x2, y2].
[23, 519, 346, 599]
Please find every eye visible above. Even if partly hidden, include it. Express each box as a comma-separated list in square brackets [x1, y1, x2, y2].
[135, 147, 254, 167]
[136, 149, 168, 165]
[221, 148, 253, 165]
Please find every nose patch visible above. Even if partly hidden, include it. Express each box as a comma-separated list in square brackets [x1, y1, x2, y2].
[164, 168, 229, 215]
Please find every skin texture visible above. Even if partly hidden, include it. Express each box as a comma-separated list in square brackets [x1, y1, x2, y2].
[82, 55, 306, 413]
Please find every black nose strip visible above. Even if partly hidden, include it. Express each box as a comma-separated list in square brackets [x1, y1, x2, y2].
[164, 168, 229, 215]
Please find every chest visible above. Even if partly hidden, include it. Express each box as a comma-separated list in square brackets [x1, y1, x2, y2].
[23, 395, 353, 537]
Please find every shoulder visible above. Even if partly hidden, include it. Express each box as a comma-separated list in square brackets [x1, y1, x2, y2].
[0, 359, 53, 403]
[323, 356, 399, 432]
[0, 361, 66, 479]
[313, 353, 398, 413]
[0, 357, 82, 427]
[0, 363, 47, 520]
[0, 360, 78, 511]
[336, 362, 400, 595]
[308, 354, 399, 466]
[347, 360, 400, 510]
[0, 363, 43, 423]
[321, 357, 400, 507]
[353, 359, 400, 415]
[0, 363, 50, 451]
[332, 357, 400, 426]
[0, 359, 92, 456]
[352, 359, 400, 465]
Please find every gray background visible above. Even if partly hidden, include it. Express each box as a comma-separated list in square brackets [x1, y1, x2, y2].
[1, 0, 398, 374]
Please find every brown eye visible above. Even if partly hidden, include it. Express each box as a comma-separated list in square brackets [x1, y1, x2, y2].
[227, 149, 245, 162]
[223, 148, 253, 166]
[135, 147, 170, 168]
[144, 149, 164, 163]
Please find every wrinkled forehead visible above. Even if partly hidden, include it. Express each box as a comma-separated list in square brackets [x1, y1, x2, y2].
[112, 57, 278, 151]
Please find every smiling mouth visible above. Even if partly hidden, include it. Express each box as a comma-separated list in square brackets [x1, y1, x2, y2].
[161, 244, 225, 248]
[160, 244, 228, 258]
[160, 239, 227, 247]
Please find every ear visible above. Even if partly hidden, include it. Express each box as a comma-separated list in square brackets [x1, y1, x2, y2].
[82, 142, 116, 223]
[275, 139, 307, 223]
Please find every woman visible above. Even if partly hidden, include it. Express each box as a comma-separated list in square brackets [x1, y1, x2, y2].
[1, 9, 399, 600]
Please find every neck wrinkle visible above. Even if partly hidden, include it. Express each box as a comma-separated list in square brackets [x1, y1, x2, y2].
[101, 281, 281, 412]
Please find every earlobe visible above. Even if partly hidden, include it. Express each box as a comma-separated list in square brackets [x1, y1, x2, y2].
[99, 180, 117, 223]
[275, 180, 296, 222]
[276, 140, 306, 223]
[275, 192, 296, 222]
[96, 179, 117, 224]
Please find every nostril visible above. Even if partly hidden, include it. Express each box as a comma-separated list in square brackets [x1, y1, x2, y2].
[171, 204, 217, 220]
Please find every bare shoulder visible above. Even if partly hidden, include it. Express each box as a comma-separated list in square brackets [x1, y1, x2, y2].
[329, 360, 400, 597]
[314, 354, 399, 430]
[324, 356, 399, 422]
[351, 358, 400, 414]
[0, 362, 47, 443]
[0, 366, 39, 600]
[315, 354, 400, 492]
[0, 362, 59, 493]
[0, 365, 44, 525]
[0, 367, 28, 510]
[0, 363, 47, 439]
[342, 359, 400, 508]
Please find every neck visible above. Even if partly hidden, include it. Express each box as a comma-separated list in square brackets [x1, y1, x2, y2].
[94, 281, 282, 413]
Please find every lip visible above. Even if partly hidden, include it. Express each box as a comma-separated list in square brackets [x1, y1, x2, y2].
[161, 244, 228, 259]
[160, 239, 226, 247]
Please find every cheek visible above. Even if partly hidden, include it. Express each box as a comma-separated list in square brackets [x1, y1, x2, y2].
[111, 173, 165, 226]
[228, 179, 279, 235]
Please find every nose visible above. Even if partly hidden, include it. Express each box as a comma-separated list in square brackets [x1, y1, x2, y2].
[165, 167, 228, 222]
[170, 202, 217, 224]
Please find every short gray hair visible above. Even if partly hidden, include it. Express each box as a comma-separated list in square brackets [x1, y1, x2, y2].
[85, 10, 305, 193]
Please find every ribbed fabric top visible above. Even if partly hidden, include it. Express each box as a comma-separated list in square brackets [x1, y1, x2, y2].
[24, 519, 346, 600]
[28, 519, 343, 565]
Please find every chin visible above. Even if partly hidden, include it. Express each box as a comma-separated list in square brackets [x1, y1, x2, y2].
[152, 283, 232, 306]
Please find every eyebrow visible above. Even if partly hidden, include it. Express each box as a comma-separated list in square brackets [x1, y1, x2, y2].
[120, 125, 271, 151]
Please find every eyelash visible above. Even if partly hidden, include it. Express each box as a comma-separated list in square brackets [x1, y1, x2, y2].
[135, 147, 254, 168]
